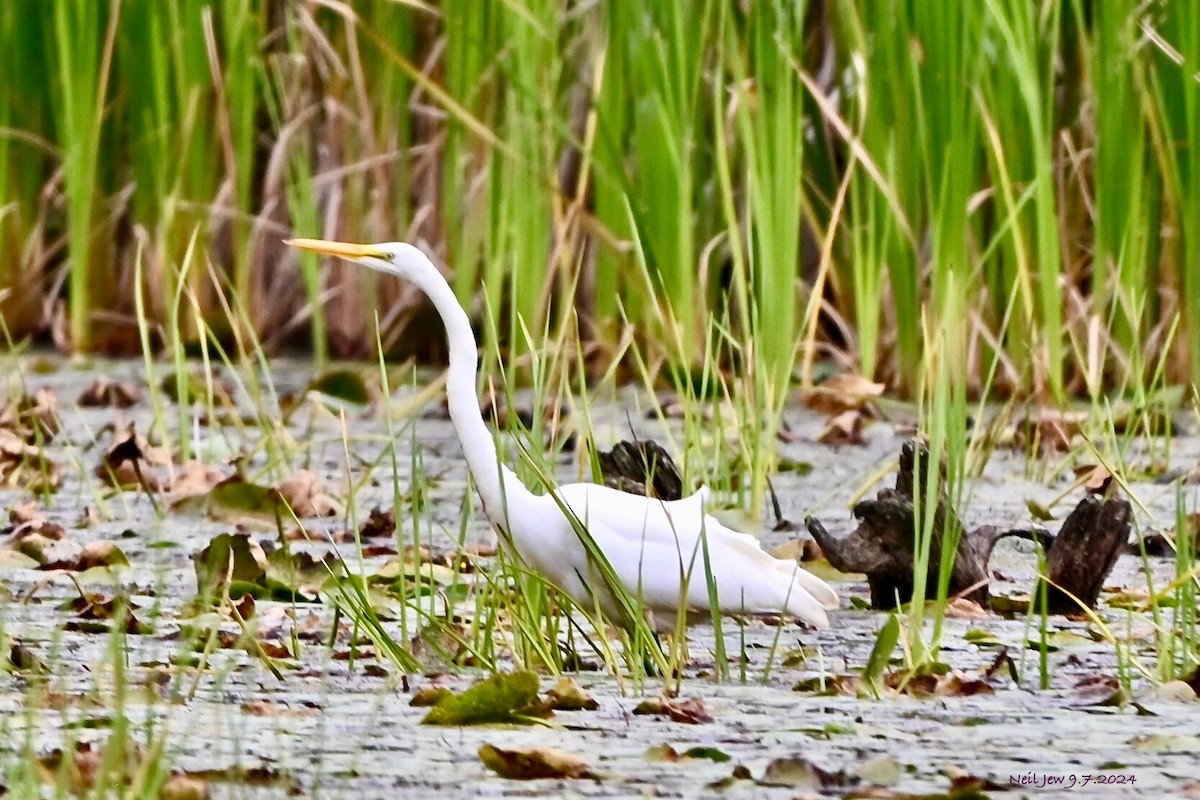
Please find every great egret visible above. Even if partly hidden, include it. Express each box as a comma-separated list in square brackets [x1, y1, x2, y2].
[285, 238, 839, 629]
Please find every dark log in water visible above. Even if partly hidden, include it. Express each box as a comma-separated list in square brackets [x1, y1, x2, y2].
[1044, 494, 1131, 613]
[806, 440, 1051, 609]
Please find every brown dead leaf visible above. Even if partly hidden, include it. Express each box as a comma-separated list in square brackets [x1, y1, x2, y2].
[801, 374, 885, 415]
[6, 501, 67, 542]
[1015, 408, 1086, 452]
[793, 674, 862, 696]
[95, 425, 169, 491]
[1067, 674, 1126, 707]
[942, 765, 1010, 793]
[1074, 463, 1114, 495]
[818, 410, 867, 446]
[983, 647, 1019, 683]
[0, 428, 61, 492]
[159, 774, 210, 800]
[276, 470, 341, 517]
[359, 506, 396, 538]
[63, 592, 152, 635]
[464, 540, 498, 557]
[547, 677, 598, 711]
[168, 460, 227, 502]
[42, 540, 129, 572]
[478, 744, 594, 780]
[78, 377, 141, 409]
[943, 597, 988, 619]
[0, 388, 61, 442]
[37, 737, 210, 798]
[633, 696, 713, 724]
[759, 756, 840, 789]
[770, 538, 824, 562]
[936, 670, 995, 697]
[240, 700, 318, 718]
[410, 686, 454, 707]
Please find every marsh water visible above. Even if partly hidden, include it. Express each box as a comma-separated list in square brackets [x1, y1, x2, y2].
[1, 359, 1198, 799]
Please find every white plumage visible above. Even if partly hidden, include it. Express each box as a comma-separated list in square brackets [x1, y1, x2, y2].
[286, 238, 838, 630]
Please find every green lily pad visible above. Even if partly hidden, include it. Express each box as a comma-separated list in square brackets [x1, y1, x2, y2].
[193, 532, 268, 601]
[964, 628, 1002, 647]
[265, 549, 342, 602]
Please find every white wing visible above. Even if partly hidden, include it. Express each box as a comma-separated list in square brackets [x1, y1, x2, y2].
[551, 482, 837, 628]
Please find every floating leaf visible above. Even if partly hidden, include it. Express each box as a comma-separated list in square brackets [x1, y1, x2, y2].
[167, 461, 226, 506]
[759, 757, 838, 789]
[0, 428, 61, 492]
[421, 672, 544, 725]
[1151, 680, 1197, 702]
[306, 368, 371, 406]
[851, 754, 901, 787]
[989, 594, 1031, 615]
[42, 540, 129, 572]
[359, 506, 396, 538]
[265, 548, 340, 602]
[6, 500, 67, 541]
[5, 640, 46, 673]
[0, 549, 40, 571]
[161, 370, 234, 406]
[276, 470, 341, 517]
[818, 409, 867, 446]
[0, 388, 61, 442]
[644, 744, 730, 763]
[207, 476, 287, 520]
[78, 377, 141, 409]
[95, 425, 169, 491]
[801, 373, 884, 415]
[793, 674, 861, 697]
[409, 686, 453, 707]
[1024, 630, 1093, 652]
[1130, 733, 1200, 753]
[478, 744, 593, 780]
[963, 628, 1002, 647]
[776, 456, 814, 475]
[1068, 675, 1126, 708]
[193, 532, 268, 601]
[632, 697, 712, 724]
[1026, 499, 1055, 521]
[546, 677, 598, 711]
[943, 597, 988, 619]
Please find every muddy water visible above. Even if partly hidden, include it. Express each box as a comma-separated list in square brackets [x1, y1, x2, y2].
[1, 359, 1198, 799]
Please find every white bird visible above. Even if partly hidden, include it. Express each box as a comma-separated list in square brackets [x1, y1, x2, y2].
[286, 238, 839, 630]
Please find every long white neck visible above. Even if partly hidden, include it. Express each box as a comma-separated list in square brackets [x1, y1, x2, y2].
[407, 256, 532, 529]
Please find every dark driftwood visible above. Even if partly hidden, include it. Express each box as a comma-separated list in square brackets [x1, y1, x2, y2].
[596, 440, 684, 501]
[806, 440, 1051, 609]
[1044, 495, 1131, 613]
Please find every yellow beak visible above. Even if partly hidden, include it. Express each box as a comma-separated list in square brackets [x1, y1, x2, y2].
[284, 238, 389, 260]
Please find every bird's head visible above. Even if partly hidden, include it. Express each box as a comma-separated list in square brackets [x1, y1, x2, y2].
[284, 238, 435, 282]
